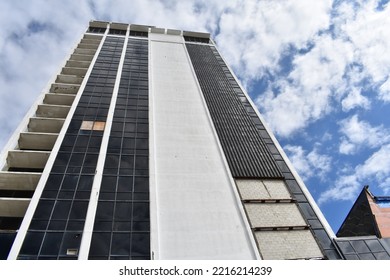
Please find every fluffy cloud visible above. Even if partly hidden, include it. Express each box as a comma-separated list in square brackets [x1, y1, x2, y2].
[255, 0, 390, 138]
[0, 0, 94, 148]
[319, 144, 390, 204]
[216, 0, 332, 85]
[338, 114, 390, 154]
[256, 35, 354, 137]
[341, 88, 371, 111]
[284, 145, 332, 181]
[341, 0, 390, 85]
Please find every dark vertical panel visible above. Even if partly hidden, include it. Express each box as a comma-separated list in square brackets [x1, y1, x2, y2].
[18, 37, 125, 260]
[186, 43, 282, 179]
[89, 38, 150, 260]
[0, 232, 17, 260]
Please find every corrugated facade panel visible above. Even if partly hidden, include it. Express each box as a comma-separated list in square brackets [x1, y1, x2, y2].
[185, 44, 282, 179]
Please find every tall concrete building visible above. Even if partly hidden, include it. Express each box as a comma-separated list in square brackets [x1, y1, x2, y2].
[0, 21, 341, 260]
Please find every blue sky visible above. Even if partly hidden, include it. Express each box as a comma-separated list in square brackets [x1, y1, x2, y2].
[1, 0, 390, 232]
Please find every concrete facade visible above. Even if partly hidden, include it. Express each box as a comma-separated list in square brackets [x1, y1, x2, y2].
[149, 34, 256, 259]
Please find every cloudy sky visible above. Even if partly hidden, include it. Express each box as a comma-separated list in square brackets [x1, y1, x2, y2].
[1, 0, 390, 232]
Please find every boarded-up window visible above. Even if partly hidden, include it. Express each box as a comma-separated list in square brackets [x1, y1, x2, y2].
[93, 121, 105, 131]
[81, 121, 106, 131]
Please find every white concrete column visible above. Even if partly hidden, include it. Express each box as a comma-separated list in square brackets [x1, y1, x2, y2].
[149, 33, 257, 259]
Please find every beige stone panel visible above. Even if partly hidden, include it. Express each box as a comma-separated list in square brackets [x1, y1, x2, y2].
[244, 203, 307, 228]
[263, 180, 291, 199]
[255, 230, 323, 260]
[236, 179, 270, 200]
[236, 179, 291, 200]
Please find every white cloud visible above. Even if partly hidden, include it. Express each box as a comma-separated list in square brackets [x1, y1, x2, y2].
[321, 132, 333, 142]
[256, 35, 354, 137]
[338, 114, 390, 154]
[254, 0, 390, 138]
[341, 88, 371, 111]
[318, 175, 360, 204]
[284, 145, 332, 181]
[0, 0, 94, 148]
[339, 139, 356, 155]
[215, 0, 333, 85]
[319, 144, 390, 204]
[341, 0, 390, 85]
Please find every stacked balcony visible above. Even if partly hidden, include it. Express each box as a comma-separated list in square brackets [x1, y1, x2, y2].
[0, 33, 103, 258]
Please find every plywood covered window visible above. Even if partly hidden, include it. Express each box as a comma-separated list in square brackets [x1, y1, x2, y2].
[80, 121, 106, 131]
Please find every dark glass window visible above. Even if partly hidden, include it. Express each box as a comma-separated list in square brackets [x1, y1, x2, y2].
[29, 219, 48, 230]
[89, 232, 111, 256]
[90, 38, 150, 260]
[129, 30, 148, 37]
[184, 36, 210, 44]
[115, 202, 133, 220]
[96, 202, 114, 220]
[374, 252, 390, 260]
[111, 233, 130, 255]
[40, 232, 63, 255]
[365, 239, 383, 252]
[18, 36, 125, 260]
[60, 232, 82, 256]
[337, 241, 355, 254]
[350, 240, 370, 253]
[34, 200, 55, 220]
[109, 28, 127, 36]
[0, 217, 23, 230]
[88, 27, 106, 34]
[19, 232, 44, 255]
[69, 201, 89, 219]
[48, 220, 67, 230]
[131, 233, 150, 256]
[62, 175, 79, 190]
[52, 201, 72, 219]
[0, 232, 17, 259]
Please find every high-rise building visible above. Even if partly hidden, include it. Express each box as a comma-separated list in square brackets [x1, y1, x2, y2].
[0, 20, 342, 260]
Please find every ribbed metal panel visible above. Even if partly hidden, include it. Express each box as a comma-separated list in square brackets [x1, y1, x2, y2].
[186, 44, 282, 178]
